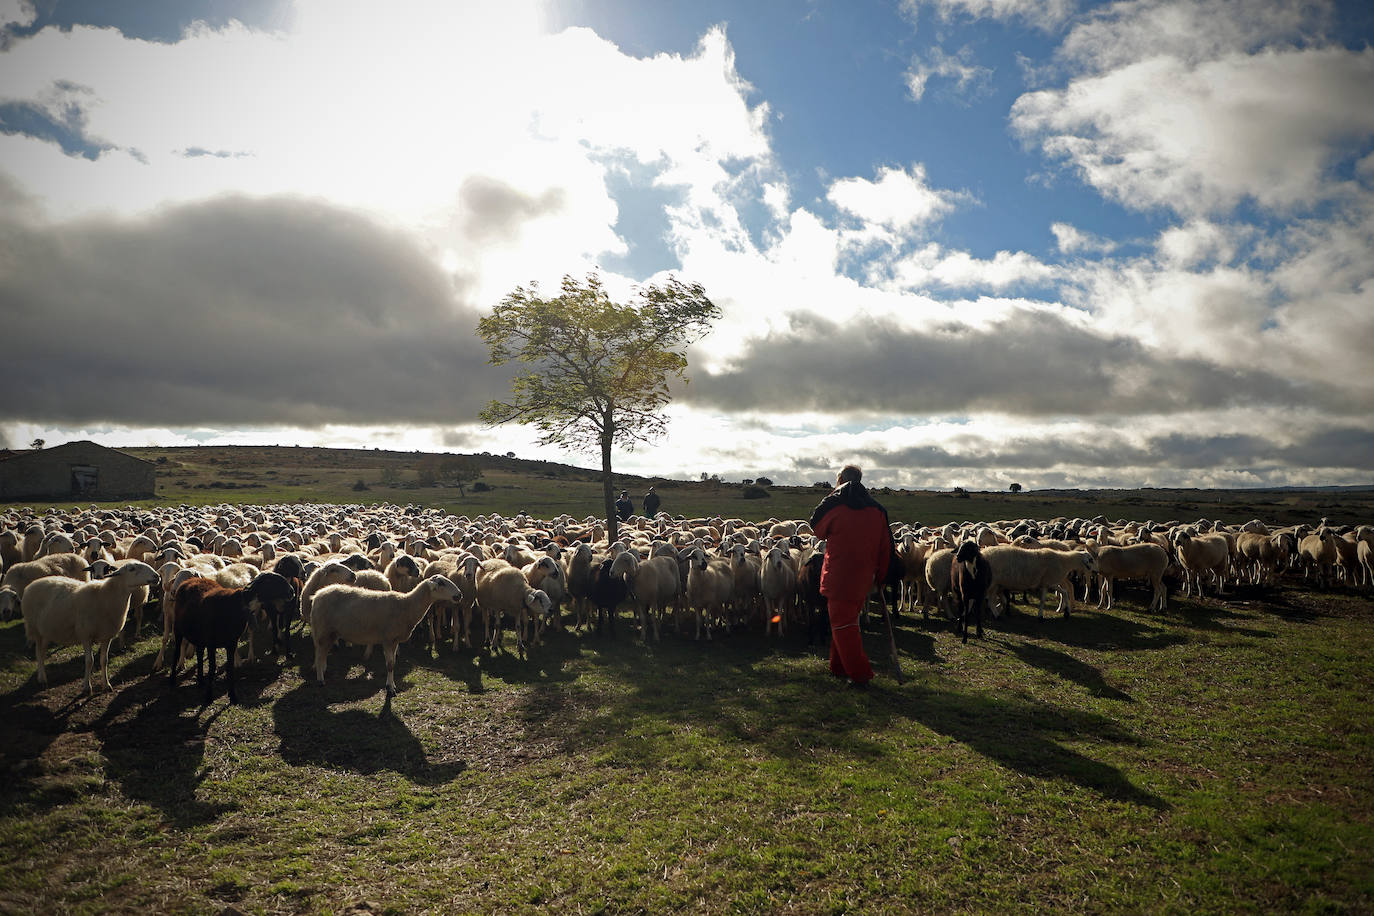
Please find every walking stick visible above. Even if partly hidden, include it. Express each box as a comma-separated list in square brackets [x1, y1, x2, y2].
[880, 594, 905, 685]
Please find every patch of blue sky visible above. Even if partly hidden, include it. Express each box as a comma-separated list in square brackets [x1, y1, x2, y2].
[2, 0, 291, 45]
[0, 98, 109, 159]
[558, 1, 1164, 263]
[596, 154, 685, 276]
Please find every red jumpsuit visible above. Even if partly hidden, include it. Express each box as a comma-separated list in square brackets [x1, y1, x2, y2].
[813, 489, 891, 685]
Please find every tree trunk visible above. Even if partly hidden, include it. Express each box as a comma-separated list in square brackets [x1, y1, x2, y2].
[601, 424, 617, 543]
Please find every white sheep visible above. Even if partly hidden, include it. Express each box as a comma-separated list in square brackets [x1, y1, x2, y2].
[311, 575, 461, 695]
[299, 561, 359, 629]
[1, 552, 92, 601]
[23, 561, 160, 692]
[683, 546, 733, 640]
[759, 544, 797, 636]
[983, 546, 1098, 618]
[1172, 531, 1231, 596]
[476, 564, 553, 656]
[1092, 543, 1168, 612]
[608, 549, 678, 642]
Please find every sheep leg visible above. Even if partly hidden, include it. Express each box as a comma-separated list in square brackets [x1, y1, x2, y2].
[313, 635, 330, 685]
[206, 645, 218, 706]
[98, 639, 113, 692]
[383, 643, 399, 696]
[82, 642, 95, 694]
[34, 639, 49, 687]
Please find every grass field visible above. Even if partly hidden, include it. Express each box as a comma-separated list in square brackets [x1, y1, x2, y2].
[1, 577, 1371, 914]
[8, 445, 1372, 530]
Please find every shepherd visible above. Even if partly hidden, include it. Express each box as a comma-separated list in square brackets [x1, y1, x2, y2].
[807, 465, 894, 689]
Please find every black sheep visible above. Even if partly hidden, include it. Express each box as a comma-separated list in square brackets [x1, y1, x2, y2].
[587, 556, 628, 636]
[796, 550, 829, 646]
[171, 574, 295, 705]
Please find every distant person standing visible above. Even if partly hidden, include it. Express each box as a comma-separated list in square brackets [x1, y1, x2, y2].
[615, 490, 634, 521]
[807, 465, 893, 689]
[642, 486, 661, 517]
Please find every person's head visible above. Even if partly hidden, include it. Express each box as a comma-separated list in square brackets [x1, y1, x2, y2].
[648, 486, 655, 492]
[620, 490, 627, 497]
[837, 465, 863, 486]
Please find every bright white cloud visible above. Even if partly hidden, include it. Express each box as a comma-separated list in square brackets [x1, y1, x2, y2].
[889, 244, 1058, 291]
[1051, 221, 1117, 255]
[827, 164, 964, 232]
[1013, 0, 1374, 220]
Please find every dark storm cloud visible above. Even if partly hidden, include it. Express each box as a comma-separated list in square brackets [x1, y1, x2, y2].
[0, 192, 512, 427]
[457, 176, 567, 245]
[684, 311, 1364, 417]
[839, 426, 1374, 474]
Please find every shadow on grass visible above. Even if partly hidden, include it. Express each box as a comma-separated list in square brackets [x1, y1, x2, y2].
[271, 681, 466, 785]
[92, 675, 230, 828]
[992, 605, 1188, 652]
[519, 622, 1168, 810]
[999, 639, 1134, 702]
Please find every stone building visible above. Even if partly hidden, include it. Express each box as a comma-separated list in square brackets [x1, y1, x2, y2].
[0, 441, 156, 502]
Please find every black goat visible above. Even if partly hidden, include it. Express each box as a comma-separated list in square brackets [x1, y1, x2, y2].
[950, 540, 993, 644]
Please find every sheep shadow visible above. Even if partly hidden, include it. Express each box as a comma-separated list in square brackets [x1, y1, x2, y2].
[516, 630, 1166, 810]
[272, 682, 466, 785]
[91, 676, 229, 828]
[1155, 597, 1276, 640]
[993, 605, 1188, 653]
[998, 639, 1134, 702]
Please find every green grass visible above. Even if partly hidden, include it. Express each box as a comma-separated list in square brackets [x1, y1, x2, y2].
[1, 579, 1371, 913]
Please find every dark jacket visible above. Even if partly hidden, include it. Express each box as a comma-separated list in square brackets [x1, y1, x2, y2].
[642, 491, 661, 515]
[615, 495, 634, 521]
[809, 481, 893, 603]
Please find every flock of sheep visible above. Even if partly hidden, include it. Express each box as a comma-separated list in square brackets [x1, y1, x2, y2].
[1, 501, 1370, 703]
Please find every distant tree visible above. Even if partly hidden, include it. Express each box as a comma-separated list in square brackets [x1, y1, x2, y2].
[1010, 482, 1023, 493]
[352, 478, 369, 492]
[416, 459, 440, 487]
[29, 438, 44, 450]
[742, 478, 754, 486]
[478, 272, 719, 542]
[380, 466, 401, 486]
[700, 472, 709, 481]
[813, 481, 830, 489]
[755, 476, 773, 487]
[438, 455, 482, 497]
[506, 451, 516, 459]
[741, 485, 770, 500]
[952, 486, 969, 499]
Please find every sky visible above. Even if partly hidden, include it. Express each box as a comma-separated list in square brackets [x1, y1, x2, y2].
[0, 0, 1371, 491]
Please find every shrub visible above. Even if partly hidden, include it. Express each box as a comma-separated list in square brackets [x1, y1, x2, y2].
[472, 481, 492, 492]
[352, 479, 369, 491]
[741, 485, 770, 500]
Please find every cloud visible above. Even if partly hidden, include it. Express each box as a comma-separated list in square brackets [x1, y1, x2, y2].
[1050, 222, 1117, 255]
[886, 244, 1058, 291]
[0, 192, 512, 427]
[682, 308, 1361, 417]
[827, 164, 965, 232]
[900, 0, 1077, 30]
[1012, 2, 1374, 216]
[905, 46, 994, 102]
[0, 79, 114, 159]
[456, 175, 567, 245]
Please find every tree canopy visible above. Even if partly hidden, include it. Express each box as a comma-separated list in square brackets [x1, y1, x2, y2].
[477, 273, 719, 539]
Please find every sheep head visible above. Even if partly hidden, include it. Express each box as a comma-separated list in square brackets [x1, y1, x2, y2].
[524, 588, 552, 618]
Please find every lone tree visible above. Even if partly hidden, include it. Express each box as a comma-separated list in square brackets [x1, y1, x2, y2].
[477, 273, 719, 541]
[1009, 482, 1022, 493]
